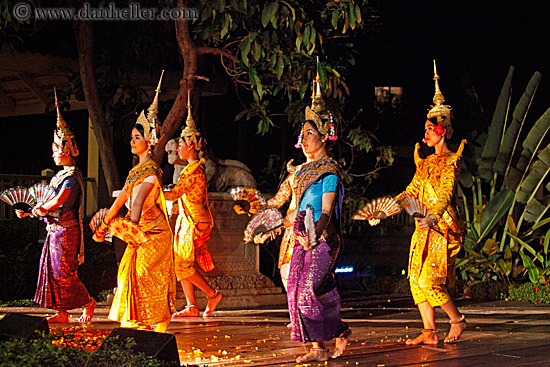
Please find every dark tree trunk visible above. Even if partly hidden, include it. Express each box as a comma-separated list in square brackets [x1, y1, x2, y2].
[74, 17, 121, 194]
[152, 0, 235, 163]
[152, 0, 196, 163]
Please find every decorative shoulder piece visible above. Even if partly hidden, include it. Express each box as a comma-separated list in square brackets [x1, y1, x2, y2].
[53, 87, 79, 157]
[448, 139, 468, 166]
[286, 159, 298, 174]
[427, 60, 453, 139]
[136, 71, 164, 146]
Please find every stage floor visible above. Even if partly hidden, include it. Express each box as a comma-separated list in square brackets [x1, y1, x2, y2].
[2, 296, 550, 366]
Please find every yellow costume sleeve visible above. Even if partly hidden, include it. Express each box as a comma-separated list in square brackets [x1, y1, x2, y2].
[163, 174, 194, 201]
[267, 173, 293, 208]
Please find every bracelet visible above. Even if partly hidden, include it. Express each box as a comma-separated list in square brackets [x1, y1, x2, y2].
[95, 220, 109, 235]
[427, 214, 438, 227]
[32, 207, 47, 217]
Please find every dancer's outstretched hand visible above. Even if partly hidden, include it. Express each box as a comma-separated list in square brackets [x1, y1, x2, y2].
[15, 209, 31, 219]
[368, 218, 380, 226]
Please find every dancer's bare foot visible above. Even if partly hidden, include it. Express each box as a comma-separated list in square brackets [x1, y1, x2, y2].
[296, 347, 330, 363]
[203, 291, 222, 317]
[78, 298, 96, 323]
[332, 329, 352, 359]
[406, 329, 439, 345]
[173, 305, 199, 317]
[444, 315, 467, 343]
[47, 311, 69, 323]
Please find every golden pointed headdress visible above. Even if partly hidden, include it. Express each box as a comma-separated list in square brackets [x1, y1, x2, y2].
[136, 71, 164, 146]
[297, 58, 337, 148]
[53, 87, 79, 157]
[427, 60, 453, 138]
[180, 90, 203, 151]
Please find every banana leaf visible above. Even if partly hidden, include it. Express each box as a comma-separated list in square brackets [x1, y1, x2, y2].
[524, 216, 550, 236]
[505, 107, 550, 190]
[494, 72, 542, 178]
[479, 66, 514, 181]
[544, 228, 550, 256]
[517, 146, 550, 203]
[463, 131, 486, 175]
[509, 232, 538, 257]
[523, 196, 550, 223]
[479, 188, 515, 243]
[458, 161, 474, 188]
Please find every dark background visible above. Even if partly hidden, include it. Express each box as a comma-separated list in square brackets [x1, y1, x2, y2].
[2, 0, 550, 197]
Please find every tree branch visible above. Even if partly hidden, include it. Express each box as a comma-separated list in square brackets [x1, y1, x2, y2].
[197, 46, 234, 60]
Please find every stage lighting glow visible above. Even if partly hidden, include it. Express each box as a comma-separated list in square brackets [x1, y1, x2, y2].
[334, 266, 353, 273]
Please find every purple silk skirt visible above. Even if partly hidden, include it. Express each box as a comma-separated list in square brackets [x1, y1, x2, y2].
[34, 213, 90, 311]
[287, 240, 345, 343]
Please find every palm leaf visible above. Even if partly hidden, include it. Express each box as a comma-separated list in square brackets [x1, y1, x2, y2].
[494, 72, 542, 178]
[479, 188, 515, 243]
[524, 216, 550, 237]
[517, 146, 550, 203]
[463, 131, 486, 175]
[458, 161, 474, 188]
[543, 228, 550, 257]
[509, 232, 538, 257]
[523, 196, 550, 223]
[479, 67, 514, 181]
[505, 107, 550, 190]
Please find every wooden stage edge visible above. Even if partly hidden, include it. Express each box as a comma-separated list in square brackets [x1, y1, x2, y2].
[2, 299, 550, 366]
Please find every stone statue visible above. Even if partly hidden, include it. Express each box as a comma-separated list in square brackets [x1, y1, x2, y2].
[204, 156, 257, 191]
[165, 138, 257, 191]
[165, 138, 185, 184]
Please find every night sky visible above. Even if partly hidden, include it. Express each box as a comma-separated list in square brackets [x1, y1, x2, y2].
[2, 0, 550, 195]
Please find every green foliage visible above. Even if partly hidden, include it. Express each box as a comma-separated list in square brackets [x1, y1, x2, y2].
[510, 226, 550, 283]
[508, 282, 550, 303]
[0, 331, 172, 367]
[458, 67, 550, 284]
[341, 121, 394, 226]
[0, 299, 38, 308]
[193, 0, 369, 133]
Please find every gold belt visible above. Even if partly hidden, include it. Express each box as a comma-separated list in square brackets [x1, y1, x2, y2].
[46, 218, 79, 231]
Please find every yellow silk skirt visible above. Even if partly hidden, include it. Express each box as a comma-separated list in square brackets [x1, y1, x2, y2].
[108, 205, 176, 326]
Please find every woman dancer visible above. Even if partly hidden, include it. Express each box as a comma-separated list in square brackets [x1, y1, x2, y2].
[164, 94, 222, 318]
[256, 70, 350, 363]
[16, 90, 95, 323]
[93, 74, 176, 332]
[372, 61, 467, 344]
